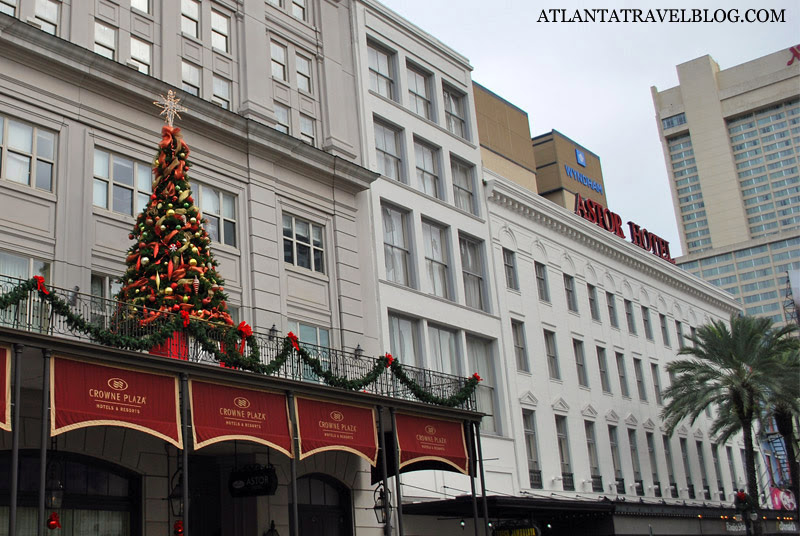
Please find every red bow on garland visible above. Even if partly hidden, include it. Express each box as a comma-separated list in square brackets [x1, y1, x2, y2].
[287, 331, 300, 351]
[180, 310, 190, 328]
[237, 321, 252, 353]
[384, 353, 394, 368]
[46, 512, 61, 530]
[472, 373, 483, 382]
[34, 275, 50, 295]
[173, 520, 184, 535]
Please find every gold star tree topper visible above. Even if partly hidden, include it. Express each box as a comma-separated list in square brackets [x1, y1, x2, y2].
[153, 90, 188, 127]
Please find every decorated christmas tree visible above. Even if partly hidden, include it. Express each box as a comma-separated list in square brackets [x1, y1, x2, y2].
[115, 91, 233, 328]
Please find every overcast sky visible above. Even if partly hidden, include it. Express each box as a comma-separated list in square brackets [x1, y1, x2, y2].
[378, 0, 799, 256]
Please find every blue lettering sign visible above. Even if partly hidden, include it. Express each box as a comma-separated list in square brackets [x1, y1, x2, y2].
[564, 164, 603, 194]
[576, 149, 587, 167]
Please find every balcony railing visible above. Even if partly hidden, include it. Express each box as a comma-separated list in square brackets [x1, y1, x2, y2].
[591, 474, 604, 492]
[529, 469, 542, 489]
[702, 485, 711, 500]
[669, 482, 679, 498]
[653, 480, 662, 498]
[634, 479, 644, 496]
[615, 477, 626, 494]
[0, 275, 476, 409]
[561, 472, 575, 491]
[688, 484, 696, 499]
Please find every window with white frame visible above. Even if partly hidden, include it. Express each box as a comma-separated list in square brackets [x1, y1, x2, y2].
[90, 273, 123, 326]
[629, 429, 643, 486]
[34, 0, 59, 35]
[659, 313, 671, 347]
[451, 158, 476, 214]
[523, 410, 541, 488]
[94, 21, 116, 60]
[182, 61, 200, 96]
[130, 37, 152, 75]
[288, 320, 330, 381]
[388, 313, 419, 367]
[291, 0, 306, 20]
[651, 363, 663, 405]
[647, 433, 660, 491]
[428, 324, 458, 376]
[188, 183, 237, 247]
[675, 320, 684, 347]
[563, 274, 578, 312]
[459, 235, 486, 311]
[555, 415, 573, 481]
[274, 104, 290, 134]
[616, 352, 630, 397]
[212, 76, 231, 110]
[130, 0, 149, 14]
[585, 421, 601, 479]
[211, 10, 230, 53]
[467, 336, 496, 434]
[1, 115, 56, 191]
[181, 0, 199, 38]
[374, 120, 402, 181]
[503, 249, 518, 290]
[93, 148, 151, 216]
[0, 0, 16, 16]
[266, 0, 281, 6]
[535, 261, 550, 302]
[414, 140, 440, 198]
[296, 55, 312, 93]
[381, 204, 411, 286]
[608, 426, 623, 480]
[406, 64, 431, 119]
[596, 346, 611, 393]
[443, 85, 466, 138]
[544, 329, 560, 380]
[422, 220, 449, 299]
[587, 284, 600, 321]
[664, 436, 677, 489]
[633, 358, 647, 401]
[607, 292, 619, 328]
[299, 115, 315, 146]
[573, 339, 588, 387]
[641, 306, 653, 339]
[368, 41, 394, 100]
[271, 42, 288, 81]
[283, 214, 324, 273]
[624, 299, 636, 334]
[0, 251, 50, 331]
[512, 320, 528, 372]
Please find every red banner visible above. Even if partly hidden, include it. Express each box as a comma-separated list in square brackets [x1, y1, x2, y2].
[0, 345, 9, 432]
[51, 357, 182, 448]
[395, 413, 468, 474]
[189, 380, 292, 456]
[295, 396, 377, 466]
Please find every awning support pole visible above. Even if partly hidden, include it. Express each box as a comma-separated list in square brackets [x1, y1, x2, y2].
[287, 392, 299, 536]
[475, 422, 490, 536]
[9, 344, 23, 536]
[390, 408, 405, 536]
[377, 406, 392, 536]
[180, 373, 189, 536]
[38, 349, 51, 536]
[467, 422, 479, 536]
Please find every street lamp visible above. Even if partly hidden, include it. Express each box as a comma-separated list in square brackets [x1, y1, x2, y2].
[373, 484, 391, 524]
[169, 469, 184, 517]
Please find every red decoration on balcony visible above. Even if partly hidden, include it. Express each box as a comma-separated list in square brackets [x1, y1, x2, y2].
[384, 353, 394, 368]
[287, 332, 300, 351]
[149, 331, 189, 360]
[472, 373, 483, 382]
[46, 512, 61, 530]
[180, 310, 190, 328]
[173, 520, 184, 535]
[34, 276, 49, 295]
[237, 321, 252, 354]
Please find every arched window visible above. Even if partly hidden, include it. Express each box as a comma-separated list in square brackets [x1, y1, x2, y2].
[293, 474, 352, 536]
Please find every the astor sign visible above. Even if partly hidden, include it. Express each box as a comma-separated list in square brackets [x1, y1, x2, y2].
[574, 194, 675, 264]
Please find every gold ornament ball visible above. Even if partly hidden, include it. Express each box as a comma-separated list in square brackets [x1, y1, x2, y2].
[168, 203, 173, 209]
[189, 258, 198, 266]
[191, 247, 198, 254]
[160, 225, 166, 231]
[164, 287, 173, 295]
[183, 296, 190, 303]
[194, 232, 201, 237]
[190, 217, 197, 224]
[166, 209, 175, 216]
[141, 257, 150, 265]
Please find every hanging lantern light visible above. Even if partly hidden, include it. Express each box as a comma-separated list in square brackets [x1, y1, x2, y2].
[372, 484, 391, 524]
[263, 520, 280, 536]
[45, 456, 64, 509]
[169, 469, 184, 517]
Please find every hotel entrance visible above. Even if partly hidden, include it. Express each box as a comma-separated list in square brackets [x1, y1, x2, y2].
[294, 474, 352, 536]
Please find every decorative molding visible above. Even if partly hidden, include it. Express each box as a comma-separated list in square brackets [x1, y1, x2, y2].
[677, 425, 688, 436]
[581, 404, 598, 419]
[606, 410, 619, 423]
[625, 413, 639, 427]
[643, 419, 656, 430]
[551, 397, 570, 414]
[519, 391, 538, 408]
[694, 428, 704, 439]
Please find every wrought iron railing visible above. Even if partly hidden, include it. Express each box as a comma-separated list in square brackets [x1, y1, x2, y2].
[653, 480, 662, 498]
[669, 482, 679, 498]
[529, 469, 542, 489]
[615, 477, 626, 494]
[635, 479, 644, 496]
[688, 484, 696, 499]
[562, 472, 575, 491]
[591, 475, 604, 492]
[0, 275, 476, 410]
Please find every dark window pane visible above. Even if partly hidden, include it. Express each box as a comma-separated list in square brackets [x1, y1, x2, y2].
[297, 244, 310, 269]
[283, 238, 294, 264]
[108, 473, 129, 496]
[112, 185, 133, 215]
[113, 157, 134, 186]
[206, 215, 220, 242]
[36, 160, 53, 190]
[310, 478, 325, 505]
[313, 249, 324, 273]
[87, 466, 108, 495]
[223, 220, 236, 247]
[66, 461, 87, 494]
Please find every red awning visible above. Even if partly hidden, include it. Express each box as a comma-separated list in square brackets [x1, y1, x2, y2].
[189, 379, 293, 456]
[0, 345, 9, 432]
[395, 413, 469, 474]
[295, 396, 378, 466]
[50, 356, 182, 448]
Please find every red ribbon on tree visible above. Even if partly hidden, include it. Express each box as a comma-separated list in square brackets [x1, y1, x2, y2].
[472, 372, 483, 382]
[384, 353, 394, 368]
[46, 512, 61, 530]
[173, 520, 184, 535]
[33, 275, 50, 295]
[237, 321, 252, 354]
[287, 331, 300, 351]
[180, 310, 190, 327]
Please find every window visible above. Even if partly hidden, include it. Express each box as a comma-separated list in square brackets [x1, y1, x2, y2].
[1, 116, 56, 191]
[291, 0, 306, 20]
[585, 422, 601, 489]
[608, 426, 623, 480]
[443, 85, 466, 138]
[675, 320, 684, 347]
[388, 313, 419, 367]
[573, 339, 588, 387]
[212, 76, 231, 110]
[407, 64, 431, 119]
[563, 274, 577, 312]
[633, 358, 647, 401]
[211, 10, 230, 53]
[131, 0, 149, 14]
[93, 149, 151, 216]
[662, 112, 686, 130]
[180, 0, 199, 38]
[544, 330, 560, 380]
[712, 444, 725, 498]
[616, 352, 629, 397]
[629, 429, 644, 495]
[299, 115, 315, 146]
[296, 55, 312, 93]
[283, 214, 323, 273]
[651, 363, 663, 405]
[90, 273, 123, 326]
[725, 446, 738, 490]
[94, 21, 116, 60]
[555, 416, 573, 488]
[414, 140, 440, 198]
[271, 42, 288, 81]
[624, 299, 636, 334]
[191, 184, 237, 247]
[690, 326, 697, 347]
[0, 0, 15, 16]
[597, 346, 611, 393]
[451, 158, 476, 214]
[607, 292, 619, 328]
[696, 441, 711, 499]
[680, 438, 694, 498]
[659, 314, 671, 347]
[182, 61, 200, 96]
[428, 324, 458, 376]
[641, 306, 653, 339]
[663, 436, 677, 496]
[588, 284, 600, 321]
[130, 37, 152, 75]
[647, 433, 660, 496]
[535, 262, 550, 302]
[468, 336, 496, 434]
[368, 42, 394, 100]
[374, 121, 402, 181]
[512, 320, 528, 372]
[422, 220, 449, 299]
[460, 235, 486, 311]
[288, 320, 330, 381]
[381, 205, 411, 286]
[274, 104, 290, 134]
[0, 251, 50, 331]
[34, 0, 59, 35]
[523, 411, 541, 488]
[503, 249, 518, 290]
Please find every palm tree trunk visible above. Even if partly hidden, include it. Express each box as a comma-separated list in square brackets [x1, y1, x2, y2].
[774, 408, 799, 515]
[742, 420, 763, 536]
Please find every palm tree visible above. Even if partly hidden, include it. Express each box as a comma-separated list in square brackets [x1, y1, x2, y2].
[661, 314, 799, 512]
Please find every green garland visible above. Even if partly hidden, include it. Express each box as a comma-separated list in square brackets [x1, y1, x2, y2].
[0, 278, 478, 408]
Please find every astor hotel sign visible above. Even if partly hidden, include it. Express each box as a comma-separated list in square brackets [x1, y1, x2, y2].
[574, 193, 675, 263]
